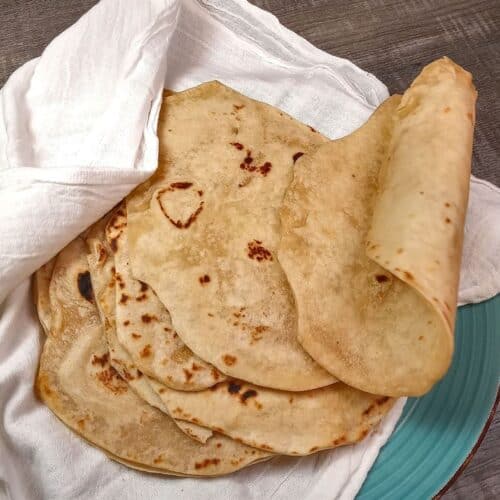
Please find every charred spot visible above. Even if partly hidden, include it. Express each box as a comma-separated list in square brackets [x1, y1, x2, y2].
[467, 112, 473, 123]
[333, 436, 346, 446]
[288, 396, 294, 404]
[120, 294, 129, 305]
[233, 104, 245, 111]
[170, 182, 193, 189]
[238, 150, 272, 177]
[139, 281, 149, 292]
[375, 274, 389, 283]
[259, 162, 272, 176]
[131, 333, 141, 339]
[153, 455, 164, 464]
[211, 367, 220, 380]
[109, 237, 118, 253]
[197, 190, 204, 197]
[255, 402, 263, 410]
[418, 336, 424, 341]
[351, 174, 356, 178]
[376, 396, 390, 406]
[123, 320, 130, 326]
[98, 246, 107, 263]
[403, 271, 414, 280]
[227, 381, 241, 394]
[216, 443, 222, 448]
[136, 293, 147, 302]
[243, 150, 253, 165]
[194, 458, 220, 470]
[445, 202, 451, 208]
[137, 371, 143, 378]
[309, 446, 319, 452]
[359, 429, 369, 440]
[240, 389, 257, 403]
[77, 419, 86, 429]
[157, 187, 204, 230]
[247, 240, 273, 262]
[96, 366, 128, 394]
[183, 369, 193, 382]
[308, 125, 317, 133]
[141, 314, 157, 323]
[259, 444, 273, 451]
[92, 353, 109, 367]
[445, 217, 451, 224]
[292, 152, 304, 163]
[199, 274, 211, 285]
[230, 142, 244, 150]
[77, 272, 94, 302]
[208, 313, 214, 317]
[223, 354, 237, 366]
[158, 387, 166, 394]
[140, 344, 152, 357]
[191, 363, 202, 371]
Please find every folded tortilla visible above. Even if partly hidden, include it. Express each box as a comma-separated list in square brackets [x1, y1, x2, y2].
[278, 58, 476, 396]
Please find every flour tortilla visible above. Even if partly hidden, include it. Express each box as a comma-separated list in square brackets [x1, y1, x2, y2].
[278, 58, 476, 396]
[85, 215, 213, 444]
[126, 81, 335, 391]
[153, 379, 394, 456]
[106, 205, 224, 390]
[36, 237, 270, 475]
[33, 258, 56, 335]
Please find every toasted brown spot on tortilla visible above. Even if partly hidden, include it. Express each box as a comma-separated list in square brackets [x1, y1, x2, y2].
[140, 344, 152, 358]
[77, 272, 94, 302]
[92, 353, 109, 367]
[293, 152, 304, 163]
[443, 106, 451, 113]
[240, 389, 257, 403]
[223, 354, 237, 366]
[199, 274, 210, 285]
[375, 274, 389, 283]
[170, 182, 193, 190]
[119, 293, 129, 304]
[194, 458, 220, 470]
[231, 142, 244, 150]
[96, 366, 128, 394]
[131, 333, 141, 339]
[141, 314, 158, 323]
[227, 382, 241, 394]
[247, 240, 273, 262]
[183, 369, 193, 382]
[445, 217, 451, 223]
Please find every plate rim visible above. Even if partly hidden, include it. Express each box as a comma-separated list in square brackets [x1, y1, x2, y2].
[434, 388, 499, 498]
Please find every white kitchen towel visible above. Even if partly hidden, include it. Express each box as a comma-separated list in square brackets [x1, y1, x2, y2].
[0, 1, 498, 500]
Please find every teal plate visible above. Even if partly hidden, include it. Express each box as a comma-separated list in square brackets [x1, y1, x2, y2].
[358, 294, 500, 499]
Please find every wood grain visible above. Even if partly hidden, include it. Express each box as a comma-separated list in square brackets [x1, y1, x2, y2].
[0, 1, 498, 498]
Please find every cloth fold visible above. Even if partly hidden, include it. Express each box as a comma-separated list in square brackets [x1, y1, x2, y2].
[0, 1, 498, 499]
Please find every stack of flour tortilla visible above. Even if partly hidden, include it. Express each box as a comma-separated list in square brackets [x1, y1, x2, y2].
[34, 57, 476, 476]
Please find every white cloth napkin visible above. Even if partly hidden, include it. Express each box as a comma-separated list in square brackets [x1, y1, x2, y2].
[0, 1, 498, 499]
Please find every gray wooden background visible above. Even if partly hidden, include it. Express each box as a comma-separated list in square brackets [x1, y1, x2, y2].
[0, 0, 498, 498]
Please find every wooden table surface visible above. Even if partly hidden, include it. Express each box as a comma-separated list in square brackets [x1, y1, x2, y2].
[0, 0, 498, 498]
